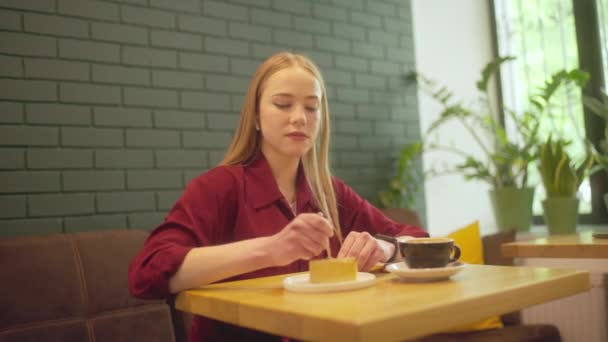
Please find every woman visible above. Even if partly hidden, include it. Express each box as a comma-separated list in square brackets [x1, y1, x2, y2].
[128, 52, 427, 341]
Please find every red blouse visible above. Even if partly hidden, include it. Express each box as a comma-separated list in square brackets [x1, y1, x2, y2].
[128, 154, 427, 341]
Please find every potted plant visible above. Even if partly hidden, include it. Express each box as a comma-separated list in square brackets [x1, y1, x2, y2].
[376, 142, 424, 227]
[538, 136, 594, 234]
[409, 56, 588, 231]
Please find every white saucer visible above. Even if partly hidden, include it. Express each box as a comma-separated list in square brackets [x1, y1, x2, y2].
[385, 262, 465, 282]
[283, 272, 376, 293]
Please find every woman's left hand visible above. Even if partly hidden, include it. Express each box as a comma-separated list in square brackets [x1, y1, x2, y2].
[337, 231, 392, 271]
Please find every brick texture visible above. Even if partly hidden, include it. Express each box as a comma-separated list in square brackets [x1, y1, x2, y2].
[0, 0, 424, 237]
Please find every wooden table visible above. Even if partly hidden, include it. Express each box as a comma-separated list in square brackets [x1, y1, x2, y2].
[502, 231, 608, 259]
[501, 230, 608, 342]
[175, 264, 590, 341]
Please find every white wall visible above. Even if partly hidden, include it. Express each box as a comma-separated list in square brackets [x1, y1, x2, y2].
[411, 0, 497, 236]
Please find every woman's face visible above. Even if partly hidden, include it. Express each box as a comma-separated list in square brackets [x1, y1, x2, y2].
[258, 67, 322, 161]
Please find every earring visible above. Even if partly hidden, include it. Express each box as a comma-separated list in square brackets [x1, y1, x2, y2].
[255, 125, 260, 131]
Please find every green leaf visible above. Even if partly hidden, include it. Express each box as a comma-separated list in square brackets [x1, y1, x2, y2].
[557, 158, 576, 196]
[575, 144, 595, 189]
[539, 137, 556, 195]
[427, 105, 470, 133]
[476, 56, 516, 92]
[532, 69, 590, 112]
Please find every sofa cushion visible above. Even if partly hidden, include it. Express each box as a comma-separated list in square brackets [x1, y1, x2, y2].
[0, 234, 86, 329]
[92, 305, 176, 342]
[0, 320, 88, 342]
[74, 230, 159, 314]
[0, 230, 175, 342]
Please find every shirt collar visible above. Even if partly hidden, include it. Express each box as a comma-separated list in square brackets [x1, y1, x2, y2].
[244, 153, 314, 211]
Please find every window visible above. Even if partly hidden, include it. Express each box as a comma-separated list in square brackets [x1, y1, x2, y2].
[493, 0, 608, 222]
[600, 0, 608, 89]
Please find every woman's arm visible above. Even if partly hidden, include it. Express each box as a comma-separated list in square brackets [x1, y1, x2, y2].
[168, 236, 274, 293]
[130, 167, 335, 298]
[168, 212, 334, 293]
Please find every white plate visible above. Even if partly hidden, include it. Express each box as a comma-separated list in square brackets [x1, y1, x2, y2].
[385, 261, 466, 282]
[283, 272, 376, 293]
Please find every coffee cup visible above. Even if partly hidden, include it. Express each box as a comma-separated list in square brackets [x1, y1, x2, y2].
[397, 237, 461, 269]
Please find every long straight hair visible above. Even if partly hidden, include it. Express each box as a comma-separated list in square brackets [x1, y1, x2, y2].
[221, 52, 342, 243]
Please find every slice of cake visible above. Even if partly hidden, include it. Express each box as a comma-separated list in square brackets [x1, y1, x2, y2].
[309, 258, 357, 283]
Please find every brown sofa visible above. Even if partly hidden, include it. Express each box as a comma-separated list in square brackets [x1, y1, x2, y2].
[0, 230, 175, 342]
[0, 224, 560, 342]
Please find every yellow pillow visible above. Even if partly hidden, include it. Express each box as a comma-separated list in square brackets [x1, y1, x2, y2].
[441, 221, 504, 333]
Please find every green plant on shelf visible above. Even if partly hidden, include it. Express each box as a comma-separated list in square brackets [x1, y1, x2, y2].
[411, 56, 589, 190]
[538, 136, 594, 198]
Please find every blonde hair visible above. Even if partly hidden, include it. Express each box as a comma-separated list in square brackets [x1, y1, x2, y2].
[221, 52, 342, 243]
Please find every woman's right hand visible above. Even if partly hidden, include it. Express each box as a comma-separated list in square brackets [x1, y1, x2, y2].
[269, 213, 334, 266]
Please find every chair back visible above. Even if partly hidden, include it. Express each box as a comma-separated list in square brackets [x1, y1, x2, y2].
[380, 207, 423, 228]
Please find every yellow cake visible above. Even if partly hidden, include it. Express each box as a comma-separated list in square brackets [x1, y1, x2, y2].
[309, 258, 357, 283]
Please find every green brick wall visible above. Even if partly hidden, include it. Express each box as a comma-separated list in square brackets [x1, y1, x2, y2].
[0, 0, 424, 237]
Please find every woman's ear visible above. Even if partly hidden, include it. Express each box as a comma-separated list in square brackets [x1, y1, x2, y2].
[254, 115, 261, 131]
